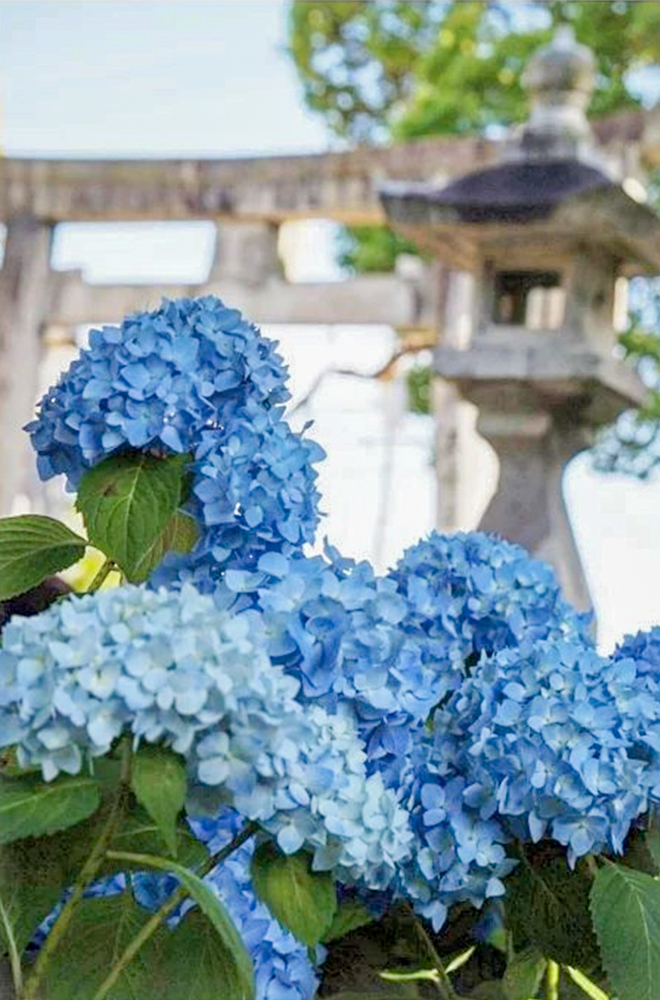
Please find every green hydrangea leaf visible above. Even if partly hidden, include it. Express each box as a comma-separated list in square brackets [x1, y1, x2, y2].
[505, 852, 599, 968]
[107, 811, 208, 871]
[129, 511, 199, 583]
[0, 515, 86, 600]
[251, 843, 337, 946]
[40, 891, 166, 1000]
[0, 837, 68, 957]
[0, 773, 101, 845]
[591, 863, 660, 1000]
[76, 452, 189, 581]
[157, 908, 254, 1000]
[323, 900, 374, 942]
[130, 745, 187, 857]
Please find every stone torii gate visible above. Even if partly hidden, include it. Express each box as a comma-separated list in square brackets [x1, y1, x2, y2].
[0, 94, 658, 563]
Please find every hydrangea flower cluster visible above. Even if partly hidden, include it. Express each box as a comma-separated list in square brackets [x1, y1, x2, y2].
[430, 639, 659, 865]
[0, 583, 412, 890]
[195, 532, 593, 787]
[389, 631, 660, 930]
[610, 627, 660, 758]
[215, 546, 444, 780]
[28, 297, 324, 572]
[390, 531, 592, 697]
[396, 739, 516, 932]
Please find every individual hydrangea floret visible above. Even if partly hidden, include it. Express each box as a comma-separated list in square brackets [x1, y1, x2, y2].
[0, 584, 412, 890]
[28, 296, 324, 571]
[432, 639, 658, 865]
[389, 531, 592, 703]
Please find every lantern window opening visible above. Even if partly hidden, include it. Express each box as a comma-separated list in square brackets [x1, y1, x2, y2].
[492, 269, 565, 330]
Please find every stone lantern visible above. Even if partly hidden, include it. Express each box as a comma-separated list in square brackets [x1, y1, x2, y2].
[380, 27, 660, 612]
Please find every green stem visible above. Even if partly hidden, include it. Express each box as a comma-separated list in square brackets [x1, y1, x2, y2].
[406, 905, 459, 1000]
[90, 821, 258, 1000]
[23, 742, 132, 1000]
[546, 959, 560, 1000]
[585, 854, 599, 878]
[0, 898, 22, 995]
[87, 558, 116, 593]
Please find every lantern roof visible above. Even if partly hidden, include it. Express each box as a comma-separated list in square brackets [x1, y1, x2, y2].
[380, 27, 660, 275]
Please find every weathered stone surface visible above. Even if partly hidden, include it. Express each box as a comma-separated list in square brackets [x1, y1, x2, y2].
[50, 270, 436, 329]
[0, 136, 496, 224]
[476, 405, 592, 610]
[0, 217, 54, 514]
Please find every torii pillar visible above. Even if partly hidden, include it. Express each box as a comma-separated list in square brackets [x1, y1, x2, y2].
[0, 216, 54, 514]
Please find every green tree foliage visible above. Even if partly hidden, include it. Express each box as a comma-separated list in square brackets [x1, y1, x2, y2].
[289, 0, 659, 143]
[288, 1, 660, 270]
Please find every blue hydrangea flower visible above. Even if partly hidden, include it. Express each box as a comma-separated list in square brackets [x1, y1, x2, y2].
[610, 627, 660, 762]
[431, 639, 658, 866]
[392, 631, 660, 930]
[394, 731, 515, 932]
[0, 584, 413, 890]
[615, 626, 660, 677]
[190, 701, 414, 891]
[210, 546, 445, 782]
[29, 297, 288, 485]
[27, 296, 324, 572]
[389, 531, 593, 705]
[0, 583, 289, 778]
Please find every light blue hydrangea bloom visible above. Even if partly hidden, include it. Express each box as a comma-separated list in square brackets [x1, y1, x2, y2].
[27, 296, 324, 571]
[190, 700, 414, 891]
[0, 583, 287, 778]
[0, 584, 412, 890]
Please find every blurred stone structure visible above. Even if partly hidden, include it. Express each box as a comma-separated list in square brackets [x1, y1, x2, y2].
[381, 28, 660, 609]
[1, 29, 659, 604]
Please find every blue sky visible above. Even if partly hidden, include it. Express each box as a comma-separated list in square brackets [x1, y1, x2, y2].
[0, 0, 329, 157]
[3, 0, 660, 647]
[1, 0, 336, 282]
